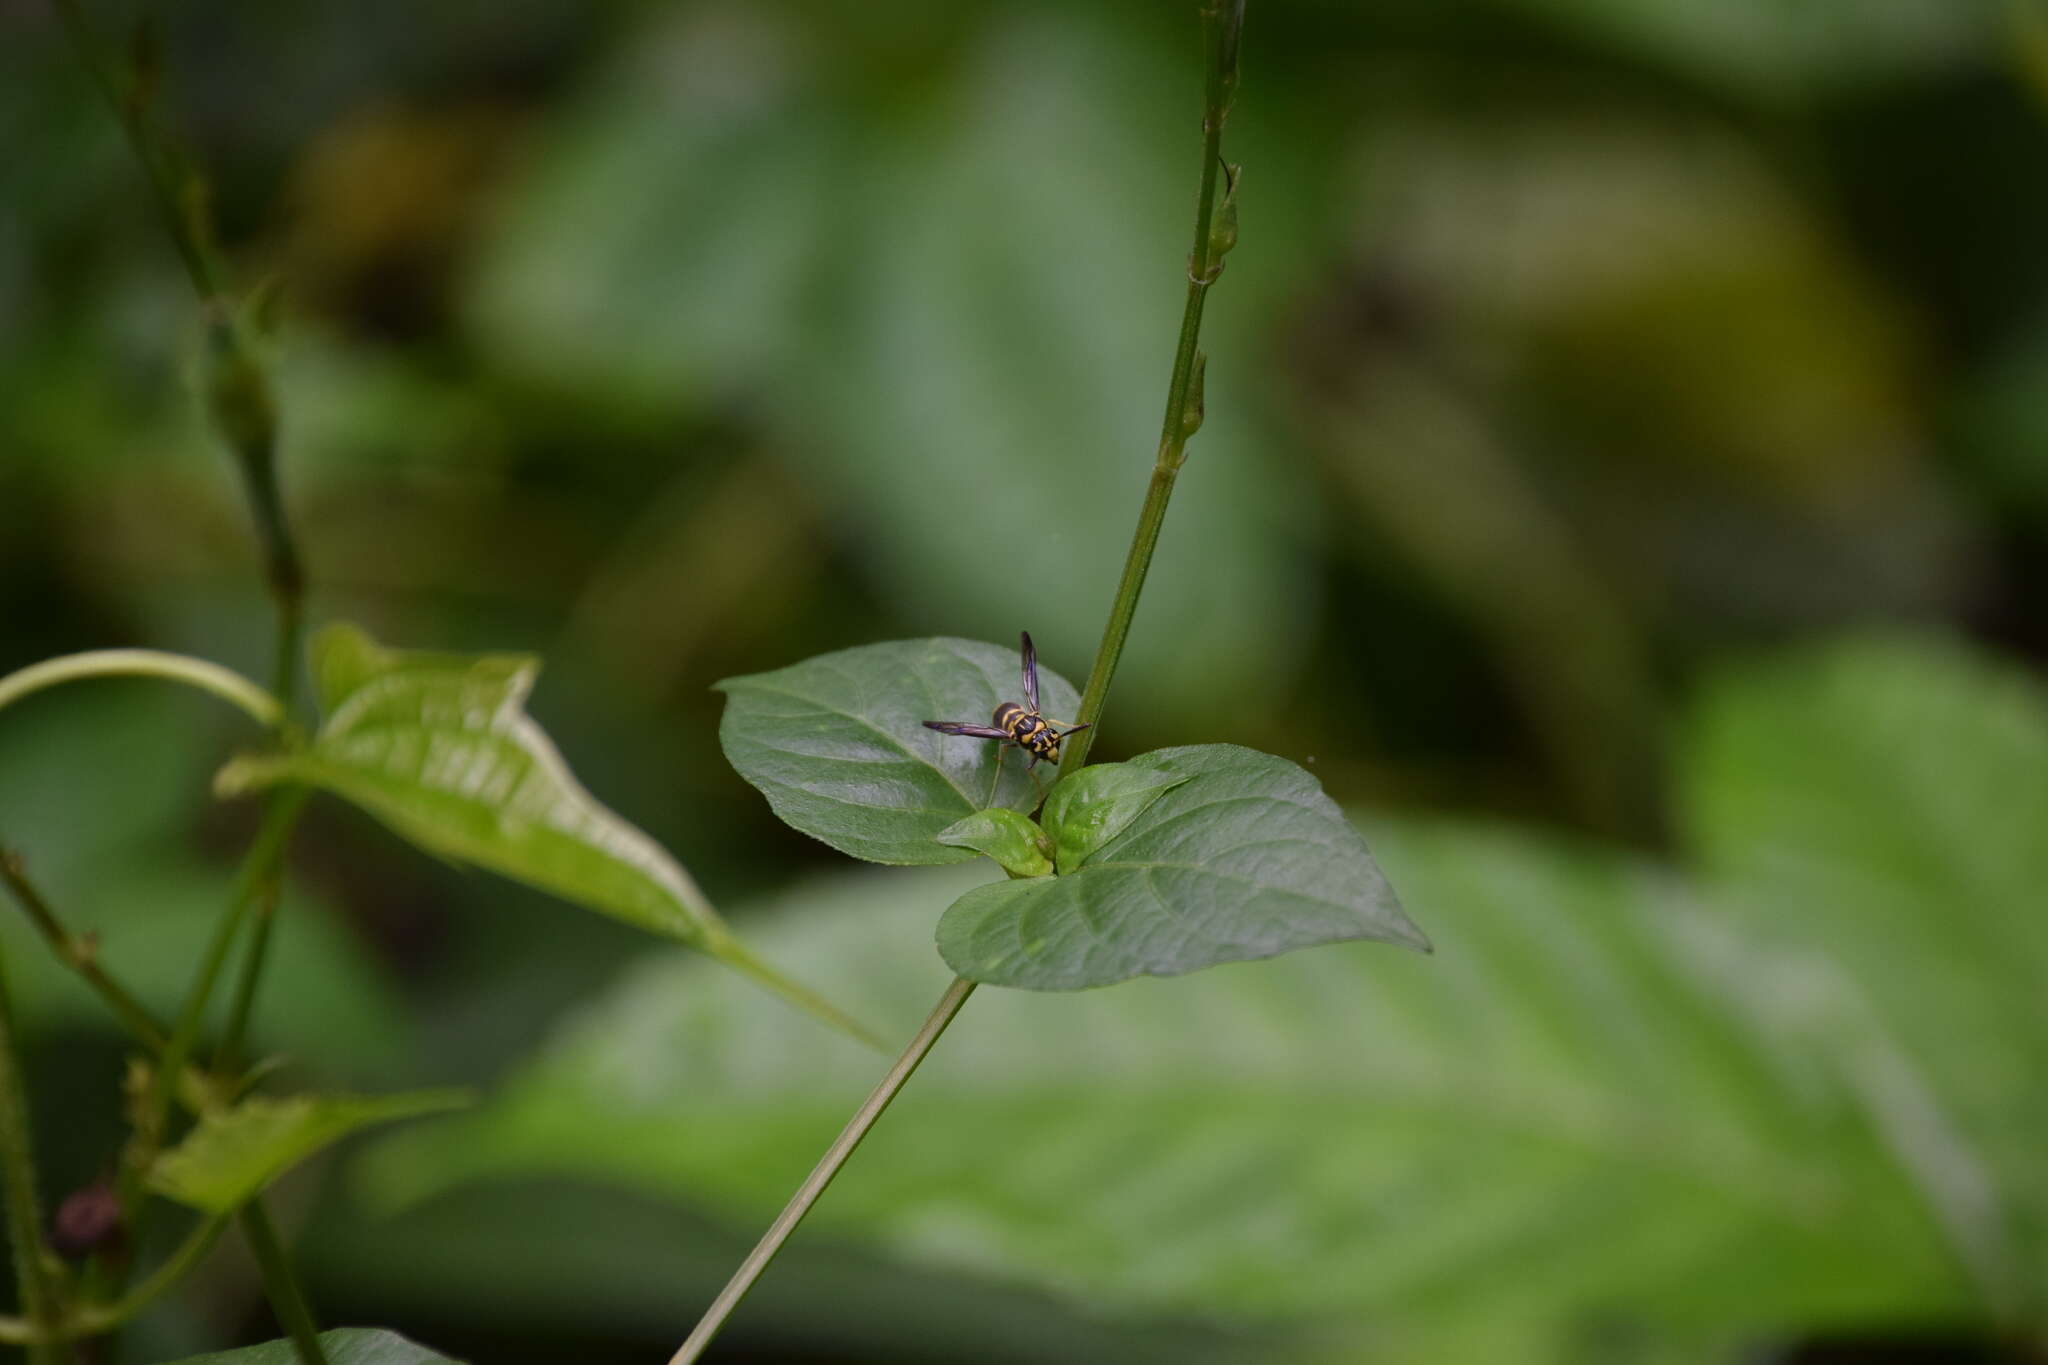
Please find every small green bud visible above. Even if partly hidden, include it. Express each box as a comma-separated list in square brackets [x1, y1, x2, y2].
[1208, 164, 1241, 258]
[201, 310, 276, 469]
[1182, 350, 1207, 438]
[935, 808, 1054, 879]
[1040, 763, 1190, 875]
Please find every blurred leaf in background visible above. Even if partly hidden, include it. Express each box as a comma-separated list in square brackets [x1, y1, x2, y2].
[1680, 635, 2048, 1321]
[354, 632, 2038, 1362]
[461, 7, 1317, 732]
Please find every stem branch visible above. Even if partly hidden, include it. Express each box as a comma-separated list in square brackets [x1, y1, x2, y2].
[126, 790, 308, 1205]
[66, 1215, 229, 1339]
[668, 977, 977, 1364]
[0, 940, 61, 1363]
[240, 1202, 328, 1365]
[0, 852, 167, 1055]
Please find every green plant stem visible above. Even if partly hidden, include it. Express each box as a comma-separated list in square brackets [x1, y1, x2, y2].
[0, 1214, 225, 1344]
[50, 0, 224, 302]
[239, 1202, 328, 1365]
[0, 851, 167, 1055]
[0, 941, 61, 1363]
[53, 0, 306, 716]
[128, 789, 308, 1200]
[59, 1215, 230, 1340]
[669, 976, 977, 1365]
[1058, 0, 1242, 777]
[712, 932, 889, 1052]
[0, 651, 282, 731]
[212, 882, 280, 1078]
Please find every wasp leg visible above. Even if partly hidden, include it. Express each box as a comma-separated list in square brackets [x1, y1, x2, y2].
[1024, 751, 1048, 804]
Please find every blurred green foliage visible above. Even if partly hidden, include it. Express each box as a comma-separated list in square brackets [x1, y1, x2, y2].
[357, 636, 2045, 1363]
[3, 0, 2047, 1360]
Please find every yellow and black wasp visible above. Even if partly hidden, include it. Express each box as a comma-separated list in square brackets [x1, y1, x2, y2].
[924, 632, 1090, 803]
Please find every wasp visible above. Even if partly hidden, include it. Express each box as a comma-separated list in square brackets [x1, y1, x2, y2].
[924, 632, 1091, 803]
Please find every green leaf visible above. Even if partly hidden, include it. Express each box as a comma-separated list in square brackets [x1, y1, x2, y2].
[1037, 761, 1188, 875]
[220, 624, 706, 942]
[218, 624, 873, 1043]
[716, 637, 1080, 865]
[359, 833, 1967, 1340]
[151, 1090, 469, 1215]
[164, 1327, 463, 1364]
[1680, 635, 2048, 1316]
[938, 745, 1426, 989]
[934, 809, 1053, 880]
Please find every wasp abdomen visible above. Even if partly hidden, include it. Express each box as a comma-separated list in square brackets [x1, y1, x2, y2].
[993, 701, 1061, 761]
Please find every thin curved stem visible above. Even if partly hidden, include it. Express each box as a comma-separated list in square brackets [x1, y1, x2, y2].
[710, 933, 889, 1052]
[669, 976, 977, 1364]
[0, 651, 282, 731]
[65, 1215, 229, 1338]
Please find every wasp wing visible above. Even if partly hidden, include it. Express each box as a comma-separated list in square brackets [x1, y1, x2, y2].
[1020, 630, 1040, 713]
[923, 721, 1011, 739]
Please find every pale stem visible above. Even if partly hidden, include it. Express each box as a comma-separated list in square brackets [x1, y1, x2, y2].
[668, 976, 977, 1364]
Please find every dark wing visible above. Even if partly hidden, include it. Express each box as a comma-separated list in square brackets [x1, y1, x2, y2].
[924, 721, 1010, 739]
[1020, 630, 1039, 712]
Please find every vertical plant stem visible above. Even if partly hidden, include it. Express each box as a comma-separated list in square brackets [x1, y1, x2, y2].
[668, 977, 977, 1365]
[213, 869, 284, 1076]
[0, 941, 61, 1363]
[238, 1203, 328, 1365]
[53, 0, 306, 714]
[1058, 0, 1243, 776]
[49, 0, 224, 303]
[57, 7, 319, 1357]
[128, 789, 308, 1196]
[0, 852, 167, 1055]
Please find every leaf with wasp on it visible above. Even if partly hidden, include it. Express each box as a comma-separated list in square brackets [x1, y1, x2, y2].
[716, 637, 1080, 865]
